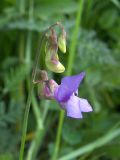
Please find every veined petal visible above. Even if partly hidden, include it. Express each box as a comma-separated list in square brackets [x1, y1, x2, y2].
[79, 98, 93, 112]
[45, 52, 65, 73]
[55, 72, 85, 102]
[65, 95, 83, 119]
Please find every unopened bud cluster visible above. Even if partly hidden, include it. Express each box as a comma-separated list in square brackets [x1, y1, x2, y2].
[45, 25, 66, 73]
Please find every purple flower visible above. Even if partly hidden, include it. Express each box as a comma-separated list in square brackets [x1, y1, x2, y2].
[54, 72, 93, 119]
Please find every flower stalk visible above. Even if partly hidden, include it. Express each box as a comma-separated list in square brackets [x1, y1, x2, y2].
[51, 0, 84, 159]
[19, 22, 66, 160]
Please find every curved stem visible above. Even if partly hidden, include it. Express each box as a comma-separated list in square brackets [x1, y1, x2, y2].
[19, 83, 33, 160]
[32, 22, 61, 82]
[52, 1, 84, 160]
[19, 30, 46, 160]
[19, 22, 63, 160]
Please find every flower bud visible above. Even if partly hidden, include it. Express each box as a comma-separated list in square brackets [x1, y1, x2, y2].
[58, 29, 66, 53]
[40, 70, 48, 81]
[39, 79, 58, 99]
[45, 29, 65, 73]
[45, 50, 65, 73]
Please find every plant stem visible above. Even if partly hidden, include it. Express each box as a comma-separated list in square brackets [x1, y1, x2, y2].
[25, 0, 34, 64]
[31, 92, 43, 129]
[26, 92, 44, 160]
[19, 83, 34, 160]
[42, 100, 50, 122]
[110, 0, 120, 9]
[19, 0, 34, 158]
[19, 0, 25, 14]
[26, 114, 52, 160]
[25, 32, 32, 64]
[19, 22, 62, 160]
[66, 0, 84, 76]
[19, 31, 45, 160]
[18, 0, 26, 99]
[26, 127, 44, 160]
[52, 0, 84, 160]
[19, 38, 44, 160]
[18, 33, 25, 99]
[19, 35, 45, 159]
[59, 128, 120, 160]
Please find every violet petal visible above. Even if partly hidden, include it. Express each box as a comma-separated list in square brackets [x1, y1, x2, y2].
[64, 95, 83, 119]
[79, 98, 93, 112]
[55, 72, 85, 102]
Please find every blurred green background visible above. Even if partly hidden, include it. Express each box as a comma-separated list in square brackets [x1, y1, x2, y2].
[0, 0, 120, 160]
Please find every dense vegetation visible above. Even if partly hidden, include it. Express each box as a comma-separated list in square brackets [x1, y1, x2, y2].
[0, 0, 120, 159]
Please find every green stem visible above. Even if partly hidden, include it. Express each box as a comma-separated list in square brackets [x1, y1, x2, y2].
[18, 0, 25, 14]
[19, 0, 34, 158]
[19, 83, 34, 160]
[59, 128, 120, 160]
[31, 92, 43, 129]
[25, 32, 32, 64]
[17, 0, 26, 99]
[66, 0, 84, 76]
[25, 0, 34, 64]
[26, 92, 44, 160]
[19, 22, 62, 160]
[42, 100, 50, 122]
[29, 0, 34, 18]
[110, 0, 120, 9]
[52, 0, 84, 160]
[19, 32, 45, 160]
[26, 127, 44, 160]
[19, 38, 45, 159]
[19, 33, 25, 62]
[26, 115, 52, 160]
[18, 33, 25, 99]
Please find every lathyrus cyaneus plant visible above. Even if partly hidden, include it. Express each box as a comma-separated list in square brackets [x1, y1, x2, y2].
[19, 22, 92, 160]
[34, 22, 92, 118]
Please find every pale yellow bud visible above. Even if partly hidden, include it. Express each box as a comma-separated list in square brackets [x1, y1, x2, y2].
[45, 51, 65, 73]
[58, 29, 66, 53]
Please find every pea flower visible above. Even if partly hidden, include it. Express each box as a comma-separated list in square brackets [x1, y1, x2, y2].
[40, 71, 92, 119]
[54, 72, 93, 118]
